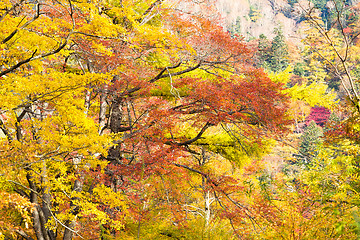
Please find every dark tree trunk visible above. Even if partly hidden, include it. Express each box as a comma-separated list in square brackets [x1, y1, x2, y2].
[63, 179, 82, 240]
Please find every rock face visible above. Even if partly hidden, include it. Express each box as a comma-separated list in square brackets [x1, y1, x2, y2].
[216, 0, 298, 40]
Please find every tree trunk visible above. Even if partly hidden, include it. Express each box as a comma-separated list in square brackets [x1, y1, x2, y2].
[27, 172, 51, 240]
[63, 179, 82, 240]
[204, 190, 211, 228]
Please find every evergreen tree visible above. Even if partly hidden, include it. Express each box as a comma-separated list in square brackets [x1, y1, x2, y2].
[258, 34, 271, 69]
[298, 121, 323, 164]
[269, 27, 289, 72]
[228, 16, 242, 38]
[256, 28, 289, 72]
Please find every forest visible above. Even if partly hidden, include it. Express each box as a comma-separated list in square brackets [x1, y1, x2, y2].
[0, 0, 360, 239]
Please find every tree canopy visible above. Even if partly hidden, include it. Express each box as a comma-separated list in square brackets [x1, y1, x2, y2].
[2, 0, 360, 239]
[0, 0, 292, 239]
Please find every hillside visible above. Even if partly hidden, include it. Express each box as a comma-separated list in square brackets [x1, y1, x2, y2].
[216, 0, 298, 39]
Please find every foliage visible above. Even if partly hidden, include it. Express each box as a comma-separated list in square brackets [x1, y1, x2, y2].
[0, 0, 292, 239]
[2, 0, 360, 238]
[298, 120, 323, 164]
[228, 16, 242, 38]
[305, 106, 331, 127]
[256, 28, 289, 73]
[269, 27, 289, 72]
[249, 5, 262, 23]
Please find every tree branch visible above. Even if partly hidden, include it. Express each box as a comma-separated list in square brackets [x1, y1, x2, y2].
[15, 229, 34, 240]
[166, 122, 213, 146]
[125, 61, 201, 95]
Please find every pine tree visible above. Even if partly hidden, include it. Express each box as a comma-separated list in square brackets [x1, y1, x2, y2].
[258, 34, 271, 69]
[269, 27, 289, 72]
[256, 28, 289, 73]
[299, 121, 323, 164]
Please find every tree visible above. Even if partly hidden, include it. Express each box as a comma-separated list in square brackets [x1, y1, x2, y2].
[0, 0, 291, 239]
[269, 27, 289, 72]
[268, 67, 336, 133]
[298, 120, 323, 164]
[257, 34, 272, 69]
[301, 0, 360, 111]
[305, 106, 331, 127]
[256, 28, 289, 73]
[284, 2, 360, 238]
